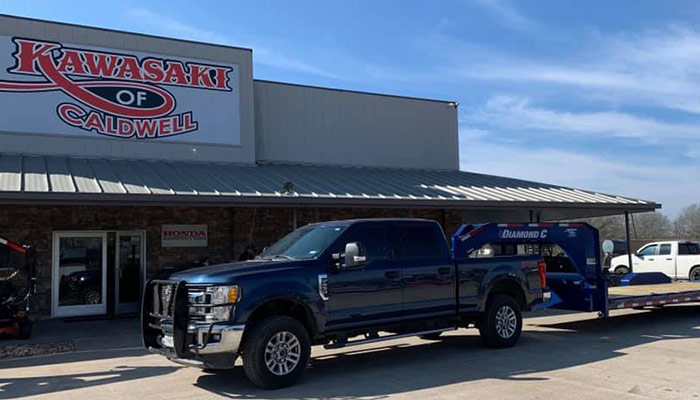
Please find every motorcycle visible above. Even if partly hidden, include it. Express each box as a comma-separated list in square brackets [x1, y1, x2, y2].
[0, 237, 36, 340]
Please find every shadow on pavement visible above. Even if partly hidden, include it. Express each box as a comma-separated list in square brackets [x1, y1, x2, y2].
[0, 317, 147, 369]
[0, 347, 150, 369]
[195, 305, 700, 399]
[0, 365, 180, 399]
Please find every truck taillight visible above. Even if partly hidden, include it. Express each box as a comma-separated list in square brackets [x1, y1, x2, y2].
[538, 261, 547, 289]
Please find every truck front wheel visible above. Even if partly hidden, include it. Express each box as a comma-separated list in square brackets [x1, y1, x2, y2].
[479, 294, 522, 348]
[241, 316, 311, 389]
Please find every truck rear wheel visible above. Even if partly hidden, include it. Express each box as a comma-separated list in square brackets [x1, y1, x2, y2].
[690, 266, 700, 282]
[479, 294, 522, 349]
[241, 316, 311, 390]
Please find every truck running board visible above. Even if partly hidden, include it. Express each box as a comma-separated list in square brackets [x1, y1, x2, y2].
[324, 327, 457, 349]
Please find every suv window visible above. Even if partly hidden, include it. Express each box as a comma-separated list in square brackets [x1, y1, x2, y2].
[638, 245, 658, 256]
[397, 225, 445, 259]
[679, 242, 700, 255]
[659, 244, 672, 255]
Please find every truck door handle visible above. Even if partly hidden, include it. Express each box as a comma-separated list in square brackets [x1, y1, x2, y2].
[666, 258, 673, 261]
[438, 267, 452, 275]
[648, 258, 655, 261]
[385, 271, 400, 280]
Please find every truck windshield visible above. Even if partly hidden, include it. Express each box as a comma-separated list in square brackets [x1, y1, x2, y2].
[257, 224, 348, 260]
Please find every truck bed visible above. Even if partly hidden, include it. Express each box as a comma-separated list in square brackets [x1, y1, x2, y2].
[608, 281, 700, 310]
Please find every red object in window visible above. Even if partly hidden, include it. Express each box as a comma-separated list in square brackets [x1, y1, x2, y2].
[538, 260, 547, 289]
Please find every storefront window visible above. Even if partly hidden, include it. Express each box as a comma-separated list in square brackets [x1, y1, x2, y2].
[58, 237, 103, 306]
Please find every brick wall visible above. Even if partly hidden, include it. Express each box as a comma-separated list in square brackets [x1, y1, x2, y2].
[0, 205, 463, 317]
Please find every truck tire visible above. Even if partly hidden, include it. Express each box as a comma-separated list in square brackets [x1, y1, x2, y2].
[614, 266, 630, 275]
[690, 266, 700, 282]
[479, 294, 522, 349]
[241, 316, 311, 390]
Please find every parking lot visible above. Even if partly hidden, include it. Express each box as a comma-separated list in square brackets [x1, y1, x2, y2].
[1, 306, 699, 400]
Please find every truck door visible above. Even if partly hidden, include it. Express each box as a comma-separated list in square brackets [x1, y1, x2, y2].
[396, 223, 455, 319]
[635, 244, 658, 273]
[656, 243, 677, 278]
[324, 225, 403, 331]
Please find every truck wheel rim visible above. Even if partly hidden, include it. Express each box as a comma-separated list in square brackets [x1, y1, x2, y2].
[84, 291, 101, 304]
[264, 331, 301, 376]
[691, 269, 700, 282]
[495, 305, 517, 339]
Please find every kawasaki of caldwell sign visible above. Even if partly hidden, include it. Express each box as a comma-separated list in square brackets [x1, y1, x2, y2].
[0, 36, 240, 145]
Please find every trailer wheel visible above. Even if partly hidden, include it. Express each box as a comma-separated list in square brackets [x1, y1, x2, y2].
[241, 316, 311, 390]
[690, 266, 700, 282]
[479, 294, 522, 349]
[614, 266, 630, 275]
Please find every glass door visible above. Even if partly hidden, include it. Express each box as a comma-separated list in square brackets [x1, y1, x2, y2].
[52, 232, 107, 317]
[115, 231, 145, 314]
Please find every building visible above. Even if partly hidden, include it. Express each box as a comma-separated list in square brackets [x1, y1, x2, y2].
[0, 14, 659, 319]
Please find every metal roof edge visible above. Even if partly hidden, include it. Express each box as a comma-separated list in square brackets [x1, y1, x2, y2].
[0, 191, 661, 211]
[253, 79, 459, 105]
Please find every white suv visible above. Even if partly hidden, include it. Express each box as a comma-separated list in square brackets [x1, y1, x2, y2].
[610, 241, 700, 281]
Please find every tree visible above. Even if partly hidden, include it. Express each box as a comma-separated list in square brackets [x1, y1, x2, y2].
[580, 211, 672, 240]
[631, 212, 673, 239]
[582, 215, 626, 239]
[675, 203, 700, 240]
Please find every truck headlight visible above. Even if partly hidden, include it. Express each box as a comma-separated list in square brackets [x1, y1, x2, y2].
[208, 285, 240, 306]
[206, 285, 240, 322]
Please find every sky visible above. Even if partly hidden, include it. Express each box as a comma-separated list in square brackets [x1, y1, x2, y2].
[2, 0, 699, 216]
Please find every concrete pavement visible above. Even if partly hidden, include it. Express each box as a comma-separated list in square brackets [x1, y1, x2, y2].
[1, 306, 699, 399]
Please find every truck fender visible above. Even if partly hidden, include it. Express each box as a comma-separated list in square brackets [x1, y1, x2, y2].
[235, 281, 325, 336]
[479, 274, 528, 312]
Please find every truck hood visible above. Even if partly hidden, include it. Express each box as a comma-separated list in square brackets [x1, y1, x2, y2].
[169, 259, 312, 284]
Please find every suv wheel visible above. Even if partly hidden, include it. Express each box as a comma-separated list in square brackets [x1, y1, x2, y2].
[241, 316, 311, 389]
[479, 294, 522, 348]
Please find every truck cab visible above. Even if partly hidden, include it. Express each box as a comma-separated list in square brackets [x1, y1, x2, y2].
[610, 241, 700, 281]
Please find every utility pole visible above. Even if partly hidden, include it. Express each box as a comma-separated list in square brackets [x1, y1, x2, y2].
[625, 211, 633, 272]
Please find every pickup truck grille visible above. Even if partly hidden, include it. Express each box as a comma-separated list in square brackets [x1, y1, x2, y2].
[151, 281, 178, 319]
[186, 285, 212, 322]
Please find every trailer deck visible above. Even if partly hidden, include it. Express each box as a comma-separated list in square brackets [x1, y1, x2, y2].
[608, 282, 700, 310]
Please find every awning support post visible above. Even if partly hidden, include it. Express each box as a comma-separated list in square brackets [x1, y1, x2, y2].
[625, 211, 633, 273]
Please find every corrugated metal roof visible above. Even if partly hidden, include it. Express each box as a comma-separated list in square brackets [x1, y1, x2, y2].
[0, 154, 658, 212]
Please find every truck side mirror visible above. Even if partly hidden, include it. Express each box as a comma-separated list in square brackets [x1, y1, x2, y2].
[343, 242, 366, 268]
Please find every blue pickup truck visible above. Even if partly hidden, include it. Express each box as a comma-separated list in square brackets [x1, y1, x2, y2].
[143, 218, 545, 389]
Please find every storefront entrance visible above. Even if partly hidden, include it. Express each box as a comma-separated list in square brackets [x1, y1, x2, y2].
[52, 231, 146, 318]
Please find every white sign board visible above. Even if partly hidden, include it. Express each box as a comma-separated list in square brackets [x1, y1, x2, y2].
[0, 36, 240, 145]
[162, 225, 208, 248]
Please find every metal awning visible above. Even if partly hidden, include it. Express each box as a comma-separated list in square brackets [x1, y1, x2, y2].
[0, 154, 658, 218]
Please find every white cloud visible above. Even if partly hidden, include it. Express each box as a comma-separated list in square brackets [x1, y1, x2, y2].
[458, 130, 698, 216]
[466, 95, 700, 141]
[473, 0, 539, 32]
[128, 9, 229, 44]
[447, 25, 700, 115]
[126, 8, 339, 78]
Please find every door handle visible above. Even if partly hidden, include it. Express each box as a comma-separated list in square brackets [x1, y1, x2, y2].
[666, 258, 673, 261]
[438, 267, 452, 275]
[384, 271, 400, 280]
[648, 258, 655, 261]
